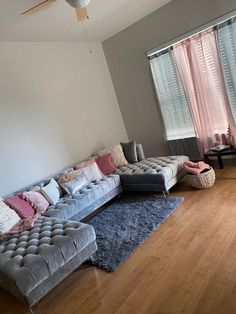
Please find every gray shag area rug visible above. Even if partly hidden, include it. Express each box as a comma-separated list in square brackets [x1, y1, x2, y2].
[87, 195, 183, 272]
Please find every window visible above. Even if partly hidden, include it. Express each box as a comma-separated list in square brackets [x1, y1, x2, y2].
[149, 14, 236, 145]
[217, 17, 236, 121]
[150, 51, 195, 140]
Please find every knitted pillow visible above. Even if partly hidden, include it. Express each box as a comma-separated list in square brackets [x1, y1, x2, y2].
[0, 199, 21, 235]
[97, 144, 128, 167]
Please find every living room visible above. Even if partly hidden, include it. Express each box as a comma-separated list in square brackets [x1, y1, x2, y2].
[1, 0, 236, 313]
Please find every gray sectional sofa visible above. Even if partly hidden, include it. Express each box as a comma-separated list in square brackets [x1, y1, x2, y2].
[0, 152, 188, 307]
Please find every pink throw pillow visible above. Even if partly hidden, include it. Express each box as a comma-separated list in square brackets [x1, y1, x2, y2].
[96, 154, 116, 175]
[75, 157, 96, 170]
[4, 195, 35, 219]
[23, 191, 49, 214]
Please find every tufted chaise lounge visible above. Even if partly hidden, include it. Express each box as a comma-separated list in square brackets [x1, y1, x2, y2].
[115, 156, 189, 193]
[0, 217, 97, 306]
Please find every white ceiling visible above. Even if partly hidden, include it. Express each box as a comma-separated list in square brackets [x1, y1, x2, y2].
[0, 0, 171, 42]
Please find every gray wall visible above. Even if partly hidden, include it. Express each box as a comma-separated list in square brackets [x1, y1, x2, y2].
[103, 0, 236, 157]
[0, 43, 128, 196]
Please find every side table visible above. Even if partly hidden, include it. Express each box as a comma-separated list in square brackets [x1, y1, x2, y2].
[204, 147, 236, 169]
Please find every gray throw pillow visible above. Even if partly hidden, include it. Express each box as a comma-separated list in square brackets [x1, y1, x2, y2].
[121, 140, 138, 163]
[136, 144, 145, 161]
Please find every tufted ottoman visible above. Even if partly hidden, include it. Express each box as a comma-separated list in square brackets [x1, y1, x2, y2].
[115, 156, 189, 193]
[0, 217, 97, 306]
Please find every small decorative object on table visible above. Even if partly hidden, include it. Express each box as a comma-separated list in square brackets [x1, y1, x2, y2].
[210, 144, 230, 152]
[227, 124, 236, 148]
[183, 161, 215, 189]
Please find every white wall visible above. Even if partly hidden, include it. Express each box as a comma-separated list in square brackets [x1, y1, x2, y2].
[0, 42, 128, 196]
[103, 0, 236, 157]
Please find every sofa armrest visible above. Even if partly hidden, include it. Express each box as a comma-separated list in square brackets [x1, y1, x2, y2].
[136, 144, 145, 161]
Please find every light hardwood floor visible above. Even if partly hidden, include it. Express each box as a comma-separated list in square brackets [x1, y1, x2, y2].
[1, 168, 236, 314]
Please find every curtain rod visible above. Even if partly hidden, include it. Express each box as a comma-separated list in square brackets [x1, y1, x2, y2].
[147, 9, 236, 59]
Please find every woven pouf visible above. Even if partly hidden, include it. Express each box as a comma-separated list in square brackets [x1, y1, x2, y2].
[186, 167, 215, 189]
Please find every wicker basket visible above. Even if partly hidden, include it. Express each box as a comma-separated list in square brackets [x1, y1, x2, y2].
[186, 167, 215, 189]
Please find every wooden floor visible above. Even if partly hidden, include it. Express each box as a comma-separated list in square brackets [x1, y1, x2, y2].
[2, 168, 236, 314]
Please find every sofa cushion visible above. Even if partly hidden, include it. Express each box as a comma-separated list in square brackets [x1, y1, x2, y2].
[22, 191, 49, 214]
[136, 144, 145, 161]
[57, 170, 81, 185]
[96, 154, 116, 175]
[41, 179, 62, 206]
[97, 144, 128, 167]
[0, 199, 21, 235]
[121, 140, 138, 163]
[4, 195, 35, 219]
[60, 173, 89, 195]
[78, 162, 103, 182]
[75, 158, 97, 170]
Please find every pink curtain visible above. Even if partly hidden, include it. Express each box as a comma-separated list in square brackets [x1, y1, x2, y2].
[172, 28, 235, 155]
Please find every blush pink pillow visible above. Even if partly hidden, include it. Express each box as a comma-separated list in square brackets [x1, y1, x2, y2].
[96, 154, 116, 175]
[4, 195, 35, 219]
[75, 157, 103, 176]
[75, 157, 97, 170]
[23, 191, 49, 214]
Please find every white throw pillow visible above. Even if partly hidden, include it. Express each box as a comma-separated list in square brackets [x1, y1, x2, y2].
[97, 144, 128, 167]
[79, 162, 103, 182]
[0, 198, 21, 235]
[41, 178, 61, 206]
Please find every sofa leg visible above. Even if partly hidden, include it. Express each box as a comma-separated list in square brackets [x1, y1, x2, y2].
[29, 303, 41, 314]
[162, 191, 169, 199]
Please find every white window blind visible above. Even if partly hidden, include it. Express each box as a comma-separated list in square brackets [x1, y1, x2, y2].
[150, 52, 195, 140]
[217, 17, 236, 121]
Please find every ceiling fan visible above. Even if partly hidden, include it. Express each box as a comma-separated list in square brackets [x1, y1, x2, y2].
[21, 0, 91, 22]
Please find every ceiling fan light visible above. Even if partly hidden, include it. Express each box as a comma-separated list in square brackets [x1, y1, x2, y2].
[65, 0, 90, 9]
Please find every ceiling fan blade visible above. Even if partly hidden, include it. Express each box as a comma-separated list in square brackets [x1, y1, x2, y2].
[21, 0, 57, 15]
[75, 7, 88, 22]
